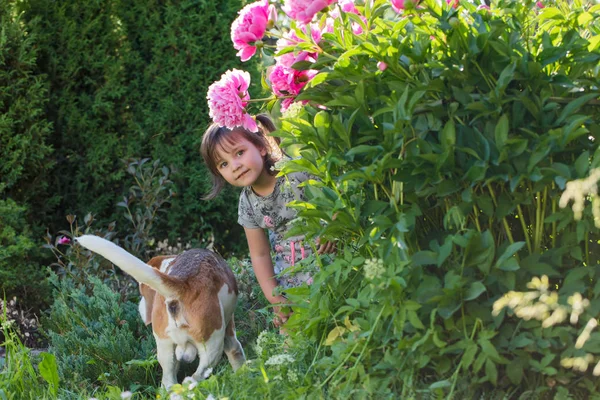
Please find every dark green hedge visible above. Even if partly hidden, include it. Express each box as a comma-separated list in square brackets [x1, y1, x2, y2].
[1, 0, 252, 309]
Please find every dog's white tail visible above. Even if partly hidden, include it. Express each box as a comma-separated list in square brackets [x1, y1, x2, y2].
[76, 235, 178, 298]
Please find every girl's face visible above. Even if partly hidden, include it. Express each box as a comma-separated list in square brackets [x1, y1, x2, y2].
[214, 135, 268, 188]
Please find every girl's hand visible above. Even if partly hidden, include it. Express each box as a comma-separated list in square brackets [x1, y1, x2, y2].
[272, 295, 291, 328]
[316, 237, 337, 254]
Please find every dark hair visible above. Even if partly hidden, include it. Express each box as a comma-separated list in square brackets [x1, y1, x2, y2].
[200, 114, 280, 199]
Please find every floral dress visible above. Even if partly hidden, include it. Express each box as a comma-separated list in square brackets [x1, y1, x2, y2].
[238, 171, 313, 288]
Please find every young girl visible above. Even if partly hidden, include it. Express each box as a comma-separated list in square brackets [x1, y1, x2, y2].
[200, 114, 335, 326]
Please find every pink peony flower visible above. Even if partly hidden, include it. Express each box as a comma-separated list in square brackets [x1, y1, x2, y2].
[447, 0, 459, 8]
[390, 0, 405, 12]
[390, 0, 420, 12]
[263, 215, 275, 228]
[269, 64, 317, 110]
[231, 0, 276, 62]
[283, 0, 337, 24]
[57, 236, 71, 245]
[377, 61, 387, 71]
[477, 4, 490, 10]
[207, 69, 257, 132]
[536, 1, 545, 8]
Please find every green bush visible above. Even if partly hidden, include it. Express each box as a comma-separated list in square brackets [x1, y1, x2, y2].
[0, 199, 51, 310]
[0, 0, 54, 311]
[0, 0, 53, 201]
[43, 272, 157, 392]
[204, 0, 600, 397]
[17, 0, 250, 256]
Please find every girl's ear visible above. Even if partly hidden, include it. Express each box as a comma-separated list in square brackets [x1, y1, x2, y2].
[260, 146, 268, 157]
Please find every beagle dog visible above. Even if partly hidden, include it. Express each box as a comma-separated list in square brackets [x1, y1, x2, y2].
[76, 235, 245, 388]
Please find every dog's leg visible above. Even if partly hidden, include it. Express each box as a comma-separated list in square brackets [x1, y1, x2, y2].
[155, 336, 178, 388]
[224, 317, 245, 371]
[191, 330, 224, 382]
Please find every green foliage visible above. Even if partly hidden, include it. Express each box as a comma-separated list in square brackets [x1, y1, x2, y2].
[259, 0, 600, 397]
[43, 273, 157, 392]
[16, 0, 249, 256]
[228, 258, 272, 352]
[0, 199, 51, 309]
[118, 158, 175, 259]
[0, 0, 53, 200]
[1, 303, 55, 399]
[0, 0, 54, 311]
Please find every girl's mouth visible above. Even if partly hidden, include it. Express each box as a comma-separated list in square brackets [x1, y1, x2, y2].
[237, 170, 248, 180]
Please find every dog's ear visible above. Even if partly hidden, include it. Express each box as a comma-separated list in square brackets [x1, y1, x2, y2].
[139, 283, 156, 326]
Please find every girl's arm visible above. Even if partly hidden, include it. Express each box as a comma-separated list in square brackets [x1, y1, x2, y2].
[244, 227, 287, 305]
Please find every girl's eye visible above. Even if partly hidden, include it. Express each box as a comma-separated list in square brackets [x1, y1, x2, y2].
[236, 150, 244, 157]
[219, 161, 227, 169]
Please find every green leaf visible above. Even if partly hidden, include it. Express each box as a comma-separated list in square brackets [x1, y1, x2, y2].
[441, 120, 456, 151]
[556, 94, 598, 125]
[512, 334, 534, 348]
[306, 72, 331, 88]
[462, 342, 478, 368]
[408, 310, 425, 330]
[506, 359, 524, 385]
[479, 339, 504, 363]
[494, 114, 509, 150]
[412, 250, 438, 266]
[39, 352, 59, 396]
[498, 258, 519, 271]
[464, 281, 486, 301]
[496, 62, 516, 93]
[538, 7, 565, 21]
[485, 359, 498, 386]
[574, 151, 590, 177]
[429, 380, 451, 390]
[588, 35, 600, 52]
[495, 242, 525, 269]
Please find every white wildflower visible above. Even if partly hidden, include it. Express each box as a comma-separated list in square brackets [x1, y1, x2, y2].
[121, 392, 133, 399]
[576, 318, 598, 349]
[170, 395, 183, 400]
[265, 353, 295, 366]
[527, 275, 549, 293]
[515, 303, 549, 321]
[539, 291, 558, 307]
[492, 295, 509, 316]
[561, 357, 575, 368]
[561, 354, 594, 372]
[281, 101, 304, 119]
[574, 354, 594, 372]
[593, 195, 600, 228]
[594, 360, 600, 376]
[542, 306, 568, 328]
[568, 292, 590, 324]
[255, 330, 270, 356]
[363, 258, 385, 281]
[559, 169, 600, 222]
[287, 368, 299, 383]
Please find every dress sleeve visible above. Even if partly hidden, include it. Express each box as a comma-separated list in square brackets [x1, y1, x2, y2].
[237, 190, 260, 229]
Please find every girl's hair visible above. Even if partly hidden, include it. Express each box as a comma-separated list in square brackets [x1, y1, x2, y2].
[200, 114, 280, 200]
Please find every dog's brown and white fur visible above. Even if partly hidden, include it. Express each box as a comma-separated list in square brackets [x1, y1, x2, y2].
[76, 235, 245, 388]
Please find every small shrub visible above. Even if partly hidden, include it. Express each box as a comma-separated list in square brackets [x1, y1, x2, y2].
[43, 272, 157, 392]
[0, 199, 51, 311]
